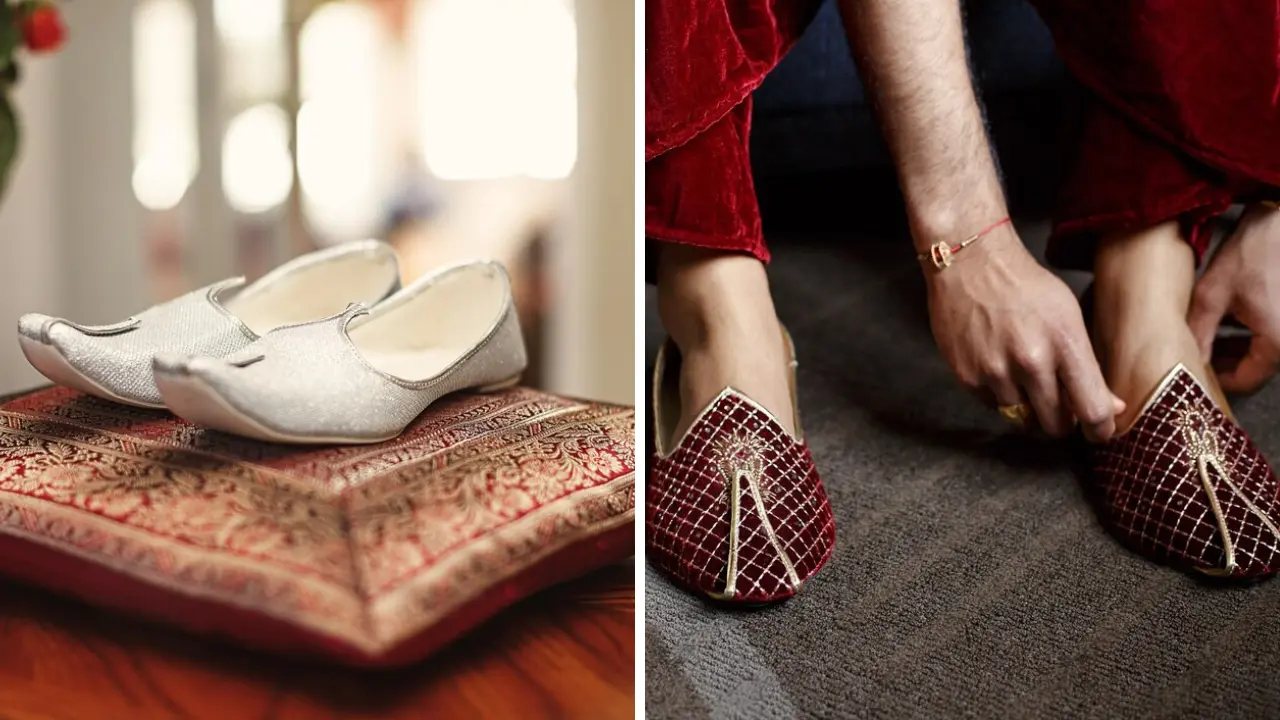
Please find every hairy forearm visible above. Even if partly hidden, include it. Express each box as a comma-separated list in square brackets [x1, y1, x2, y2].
[838, 0, 1007, 250]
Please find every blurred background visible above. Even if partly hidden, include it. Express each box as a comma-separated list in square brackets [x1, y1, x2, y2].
[0, 0, 634, 403]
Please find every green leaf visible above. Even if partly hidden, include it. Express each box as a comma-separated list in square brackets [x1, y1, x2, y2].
[0, 93, 19, 201]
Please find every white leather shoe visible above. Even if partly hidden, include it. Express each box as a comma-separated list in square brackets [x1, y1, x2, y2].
[18, 240, 401, 408]
[153, 260, 528, 444]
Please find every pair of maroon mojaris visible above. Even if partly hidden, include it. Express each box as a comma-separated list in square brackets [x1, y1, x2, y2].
[647, 339, 1280, 603]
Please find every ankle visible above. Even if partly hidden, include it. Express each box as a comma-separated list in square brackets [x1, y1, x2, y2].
[1093, 224, 1197, 348]
[1094, 225, 1195, 310]
[1093, 299, 1186, 351]
[656, 247, 778, 353]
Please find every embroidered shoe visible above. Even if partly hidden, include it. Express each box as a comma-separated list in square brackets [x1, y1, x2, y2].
[1091, 363, 1280, 579]
[646, 332, 835, 603]
[17, 240, 401, 408]
[152, 261, 527, 444]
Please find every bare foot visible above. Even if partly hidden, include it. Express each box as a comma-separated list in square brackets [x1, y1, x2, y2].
[657, 246, 796, 444]
[1093, 222, 1233, 433]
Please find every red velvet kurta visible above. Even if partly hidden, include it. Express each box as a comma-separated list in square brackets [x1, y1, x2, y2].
[645, 0, 1280, 268]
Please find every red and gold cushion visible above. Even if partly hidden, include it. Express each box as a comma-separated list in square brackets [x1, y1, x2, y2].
[647, 389, 835, 602]
[1091, 364, 1280, 578]
[0, 386, 634, 666]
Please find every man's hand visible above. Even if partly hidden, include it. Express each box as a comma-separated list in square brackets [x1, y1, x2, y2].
[1188, 205, 1280, 394]
[927, 228, 1125, 441]
[837, 0, 1124, 437]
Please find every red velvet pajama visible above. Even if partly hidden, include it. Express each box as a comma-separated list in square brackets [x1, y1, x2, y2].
[645, 0, 823, 264]
[645, 0, 1280, 269]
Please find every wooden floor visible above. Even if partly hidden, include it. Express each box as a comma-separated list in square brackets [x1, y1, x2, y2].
[0, 561, 635, 719]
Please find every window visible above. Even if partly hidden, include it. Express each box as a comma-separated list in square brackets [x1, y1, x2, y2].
[296, 3, 390, 240]
[216, 0, 290, 214]
[222, 103, 293, 213]
[132, 0, 198, 211]
[412, 0, 578, 180]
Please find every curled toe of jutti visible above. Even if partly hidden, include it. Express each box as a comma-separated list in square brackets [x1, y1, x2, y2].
[1090, 364, 1280, 579]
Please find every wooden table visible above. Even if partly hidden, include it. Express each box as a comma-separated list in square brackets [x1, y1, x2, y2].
[0, 560, 634, 719]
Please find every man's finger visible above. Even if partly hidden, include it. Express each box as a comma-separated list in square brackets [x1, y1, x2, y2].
[1218, 335, 1280, 395]
[1055, 330, 1119, 443]
[1015, 365, 1069, 437]
[986, 372, 1024, 408]
[1187, 266, 1234, 361]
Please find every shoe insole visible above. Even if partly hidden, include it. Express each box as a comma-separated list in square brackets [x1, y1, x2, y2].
[657, 343, 683, 452]
[346, 265, 508, 383]
[225, 254, 397, 337]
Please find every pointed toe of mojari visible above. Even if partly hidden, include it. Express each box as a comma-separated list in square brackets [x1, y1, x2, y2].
[1091, 364, 1280, 579]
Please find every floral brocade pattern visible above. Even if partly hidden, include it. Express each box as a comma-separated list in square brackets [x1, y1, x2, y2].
[647, 391, 835, 602]
[1091, 367, 1280, 578]
[0, 386, 635, 656]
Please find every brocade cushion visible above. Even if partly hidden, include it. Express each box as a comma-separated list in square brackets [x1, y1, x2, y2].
[0, 386, 634, 666]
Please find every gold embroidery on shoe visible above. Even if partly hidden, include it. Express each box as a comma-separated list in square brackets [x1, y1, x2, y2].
[1179, 408, 1280, 576]
[1179, 409, 1237, 576]
[708, 431, 801, 599]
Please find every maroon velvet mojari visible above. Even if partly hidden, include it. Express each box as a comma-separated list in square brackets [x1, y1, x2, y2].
[1094, 366, 1280, 578]
[647, 339, 835, 602]
[647, 1, 1280, 580]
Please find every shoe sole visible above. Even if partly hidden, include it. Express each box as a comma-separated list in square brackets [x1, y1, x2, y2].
[18, 334, 166, 409]
[154, 369, 522, 445]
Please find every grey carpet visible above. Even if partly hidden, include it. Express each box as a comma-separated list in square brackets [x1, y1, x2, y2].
[644, 221, 1280, 720]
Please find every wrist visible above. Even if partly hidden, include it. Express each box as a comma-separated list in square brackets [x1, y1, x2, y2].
[902, 169, 1009, 252]
[910, 201, 1010, 252]
[921, 223, 1026, 288]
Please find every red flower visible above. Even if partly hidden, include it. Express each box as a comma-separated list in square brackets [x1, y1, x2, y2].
[20, 3, 65, 54]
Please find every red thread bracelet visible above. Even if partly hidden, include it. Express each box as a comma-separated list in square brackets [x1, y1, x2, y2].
[917, 217, 1011, 270]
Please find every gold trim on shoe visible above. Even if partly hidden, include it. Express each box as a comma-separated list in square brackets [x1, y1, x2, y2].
[1116, 362, 1215, 438]
[1178, 408, 1239, 577]
[1134, 363, 1200, 427]
[1175, 407, 1280, 577]
[744, 466, 802, 591]
[705, 431, 801, 600]
[716, 468, 744, 599]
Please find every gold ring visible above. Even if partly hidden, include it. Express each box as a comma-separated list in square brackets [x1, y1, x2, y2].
[998, 403, 1032, 427]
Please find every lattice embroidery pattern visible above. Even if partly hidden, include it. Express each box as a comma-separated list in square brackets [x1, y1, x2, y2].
[649, 392, 834, 601]
[1092, 370, 1280, 576]
[0, 388, 635, 653]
